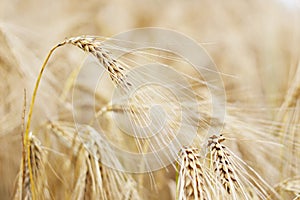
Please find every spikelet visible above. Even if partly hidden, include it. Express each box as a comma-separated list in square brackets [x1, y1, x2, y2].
[205, 134, 284, 199]
[207, 134, 237, 195]
[177, 147, 209, 200]
[64, 36, 126, 85]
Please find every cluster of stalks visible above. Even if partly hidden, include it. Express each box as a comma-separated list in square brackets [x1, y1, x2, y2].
[11, 35, 300, 200]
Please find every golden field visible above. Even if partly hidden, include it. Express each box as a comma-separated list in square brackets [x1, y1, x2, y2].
[0, 0, 299, 199]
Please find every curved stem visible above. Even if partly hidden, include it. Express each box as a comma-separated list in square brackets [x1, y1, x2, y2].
[24, 41, 65, 199]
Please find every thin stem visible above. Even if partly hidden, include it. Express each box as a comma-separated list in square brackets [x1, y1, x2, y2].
[24, 41, 66, 200]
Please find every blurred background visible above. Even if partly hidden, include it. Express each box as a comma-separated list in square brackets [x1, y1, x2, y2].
[0, 0, 300, 199]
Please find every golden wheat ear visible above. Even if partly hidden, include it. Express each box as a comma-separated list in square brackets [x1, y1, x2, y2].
[24, 36, 128, 159]
[18, 34, 137, 199]
[206, 134, 283, 200]
[207, 134, 237, 195]
[177, 147, 211, 200]
[14, 132, 50, 200]
[64, 36, 127, 85]
[48, 121, 142, 200]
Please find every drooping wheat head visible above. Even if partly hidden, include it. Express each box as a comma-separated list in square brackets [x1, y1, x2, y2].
[64, 36, 127, 86]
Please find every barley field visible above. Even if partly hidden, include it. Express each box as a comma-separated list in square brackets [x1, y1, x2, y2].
[0, 0, 300, 199]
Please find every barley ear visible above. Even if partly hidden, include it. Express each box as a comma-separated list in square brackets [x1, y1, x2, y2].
[14, 133, 50, 200]
[207, 134, 237, 195]
[65, 36, 127, 85]
[177, 147, 209, 200]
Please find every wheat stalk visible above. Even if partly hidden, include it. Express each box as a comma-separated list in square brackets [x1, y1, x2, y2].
[24, 35, 127, 148]
[14, 92, 49, 200]
[20, 36, 129, 199]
